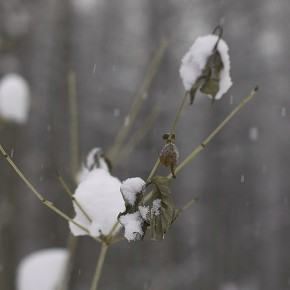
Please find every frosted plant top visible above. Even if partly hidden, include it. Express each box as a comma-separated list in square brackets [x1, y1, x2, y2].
[179, 34, 232, 101]
[120, 177, 146, 206]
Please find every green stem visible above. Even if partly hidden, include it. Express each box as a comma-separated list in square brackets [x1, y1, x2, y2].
[178, 196, 198, 214]
[172, 86, 259, 177]
[169, 91, 190, 136]
[56, 234, 78, 290]
[56, 172, 92, 223]
[110, 236, 126, 244]
[146, 158, 161, 183]
[147, 86, 259, 201]
[107, 37, 168, 163]
[0, 145, 102, 243]
[146, 91, 190, 182]
[107, 221, 121, 239]
[114, 106, 161, 167]
[68, 70, 79, 179]
[90, 243, 109, 290]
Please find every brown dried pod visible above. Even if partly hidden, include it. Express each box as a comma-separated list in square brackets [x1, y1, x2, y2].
[159, 141, 179, 178]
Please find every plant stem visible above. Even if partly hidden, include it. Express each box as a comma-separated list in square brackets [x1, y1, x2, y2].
[178, 196, 198, 214]
[114, 106, 161, 167]
[0, 145, 102, 243]
[146, 157, 161, 183]
[57, 234, 78, 290]
[172, 86, 259, 177]
[146, 91, 190, 181]
[107, 37, 168, 163]
[68, 70, 79, 178]
[56, 172, 92, 223]
[107, 221, 122, 239]
[90, 242, 109, 290]
[169, 91, 190, 136]
[146, 86, 258, 201]
[110, 236, 126, 244]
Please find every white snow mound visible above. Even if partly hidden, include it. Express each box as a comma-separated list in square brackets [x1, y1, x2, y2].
[0, 73, 30, 123]
[119, 211, 144, 241]
[179, 34, 232, 100]
[120, 177, 146, 205]
[70, 168, 125, 237]
[16, 248, 68, 290]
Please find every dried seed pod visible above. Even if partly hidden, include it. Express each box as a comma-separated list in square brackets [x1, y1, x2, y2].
[159, 141, 179, 178]
[162, 133, 175, 142]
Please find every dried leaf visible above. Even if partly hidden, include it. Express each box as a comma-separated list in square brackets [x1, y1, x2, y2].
[159, 141, 179, 178]
[148, 176, 179, 241]
[189, 50, 224, 104]
[200, 51, 224, 101]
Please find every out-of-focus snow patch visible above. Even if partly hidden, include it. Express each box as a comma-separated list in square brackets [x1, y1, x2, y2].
[281, 107, 286, 117]
[70, 169, 125, 237]
[5, 11, 30, 38]
[72, 0, 102, 14]
[220, 283, 238, 290]
[248, 126, 259, 141]
[16, 248, 68, 290]
[0, 73, 30, 124]
[179, 34, 232, 100]
[120, 177, 146, 206]
[257, 30, 283, 58]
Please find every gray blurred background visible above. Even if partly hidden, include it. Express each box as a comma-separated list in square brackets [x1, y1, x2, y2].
[1, 0, 290, 289]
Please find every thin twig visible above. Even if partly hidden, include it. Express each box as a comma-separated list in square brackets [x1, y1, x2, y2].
[147, 158, 161, 183]
[169, 91, 190, 136]
[171, 86, 259, 177]
[107, 37, 169, 163]
[110, 236, 126, 244]
[145, 86, 259, 202]
[114, 106, 161, 167]
[56, 171, 92, 223]
[68, 70, 79, 178]
[106, 39, 169, 239]
[56, 234, 78, 290]
[178, 196, 198, 214]
[90, 243, 109, 290]
[0, 145, 102, 243]
[107, 221, 122, 240]
[146, 91, 190, 182]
